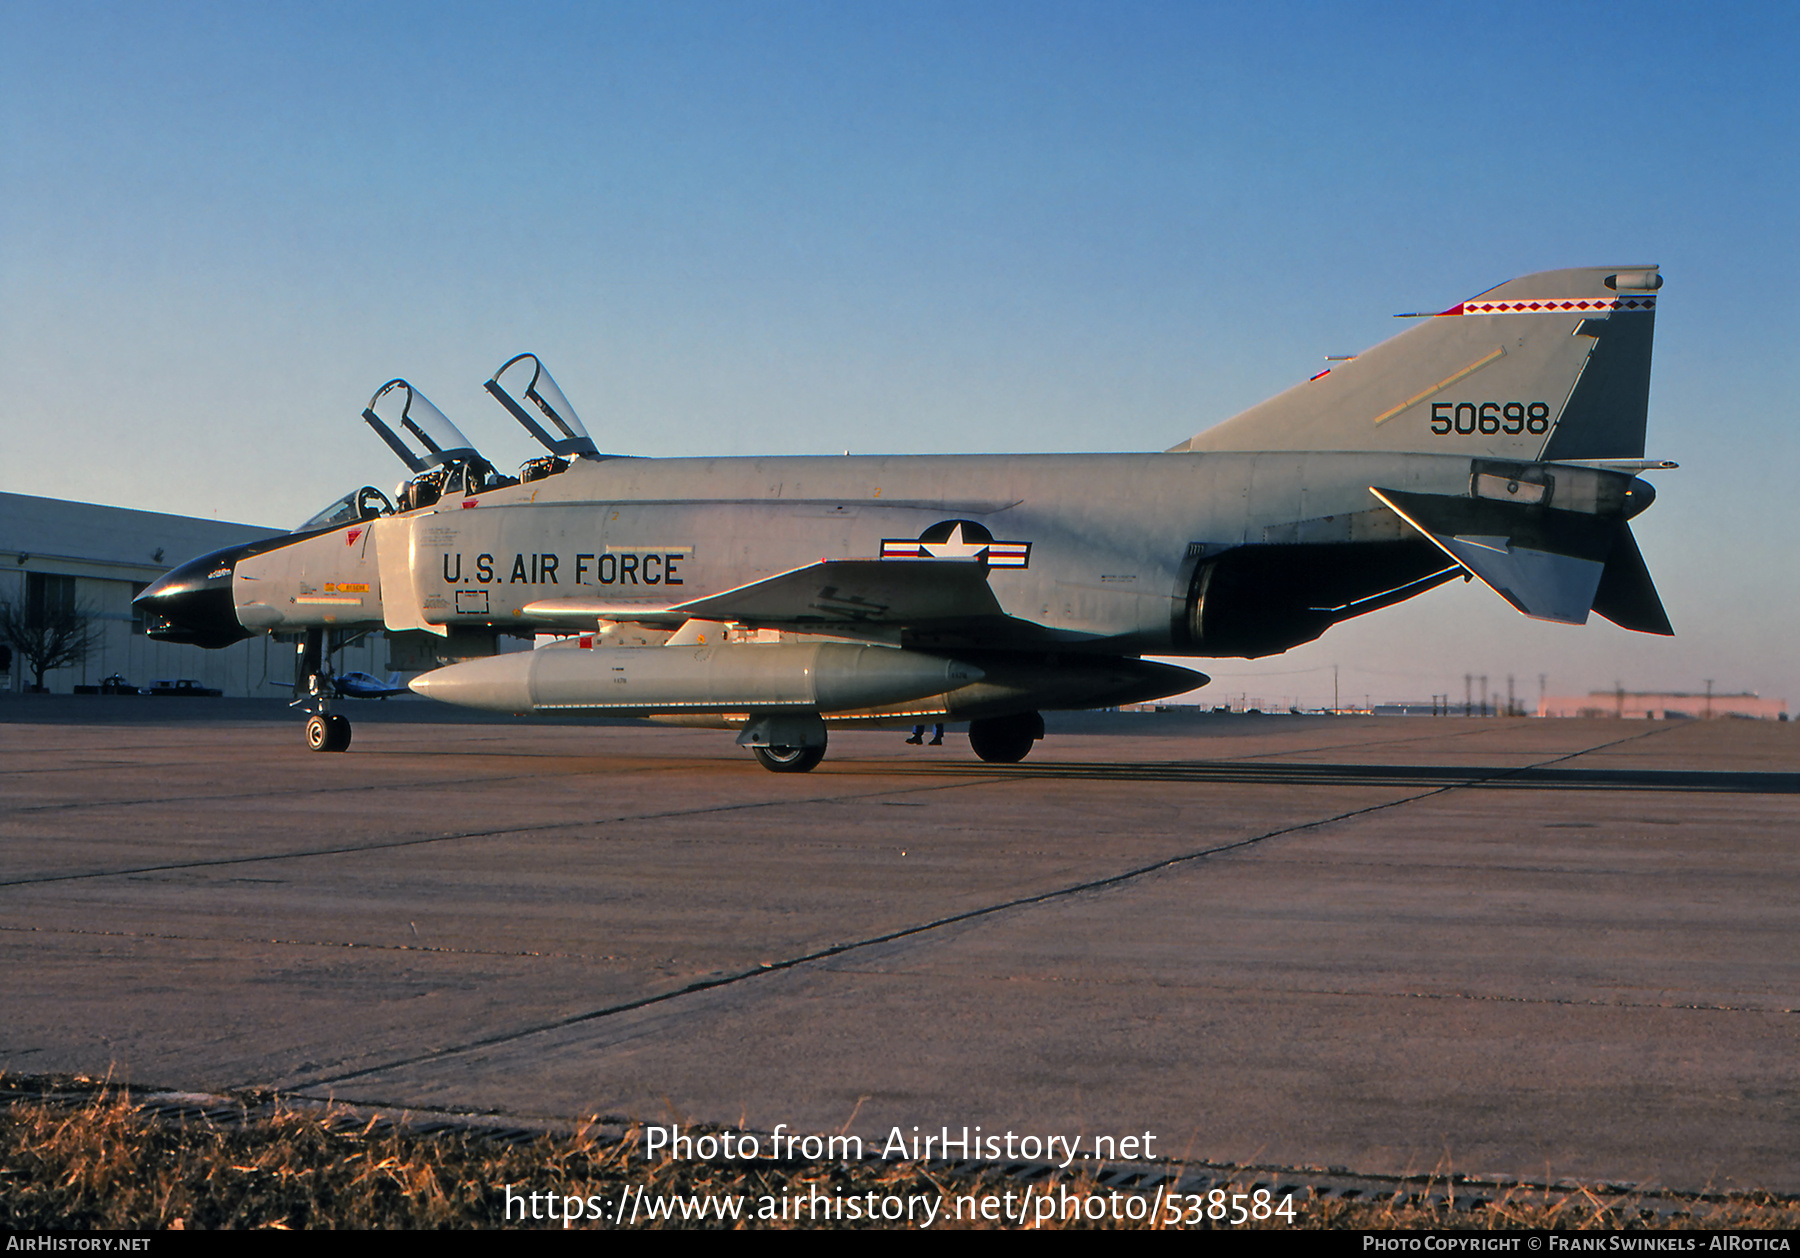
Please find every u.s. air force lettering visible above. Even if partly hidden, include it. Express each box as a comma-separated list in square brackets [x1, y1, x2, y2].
[440, 549, 690, 586]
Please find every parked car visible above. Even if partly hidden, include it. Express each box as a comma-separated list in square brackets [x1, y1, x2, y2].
[149, 679, 223, 697]
[74, 675, 147, 695]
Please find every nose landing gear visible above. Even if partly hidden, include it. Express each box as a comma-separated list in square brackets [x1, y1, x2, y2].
[295, 628, 353, 753]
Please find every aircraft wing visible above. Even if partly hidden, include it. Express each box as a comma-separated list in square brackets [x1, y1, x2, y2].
[522, 558, 1051, 639]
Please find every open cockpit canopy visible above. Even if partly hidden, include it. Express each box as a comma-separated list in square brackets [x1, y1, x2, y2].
[361, 379, 514, 511]
[362, 379, 482, 472]
[485, 353, 602, 459]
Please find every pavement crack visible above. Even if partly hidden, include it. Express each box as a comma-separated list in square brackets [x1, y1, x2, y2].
[288, 726, 1677, 1090]
[0, 922, 628, 961]
[0, 762, 695, 816]
[0, 778, 1008, 889]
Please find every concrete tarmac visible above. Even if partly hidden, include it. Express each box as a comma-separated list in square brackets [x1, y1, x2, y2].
[3, 697, 1797, 1192]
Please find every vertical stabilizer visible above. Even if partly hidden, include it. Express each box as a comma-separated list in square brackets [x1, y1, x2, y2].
[1172, 266, 1660, 458]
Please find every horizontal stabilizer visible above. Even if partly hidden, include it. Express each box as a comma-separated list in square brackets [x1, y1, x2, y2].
[1430, 535, 1603, 625]
[524, 559, 1015, 631]
[1370, 487, 1618, 626]
[1590, 523, 1674, 636]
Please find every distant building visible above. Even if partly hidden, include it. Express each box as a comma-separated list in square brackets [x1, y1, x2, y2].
[1539, 690, 1788, 720]
[0, 492, 388, 696]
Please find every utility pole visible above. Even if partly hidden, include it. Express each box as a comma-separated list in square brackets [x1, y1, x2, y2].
[1507, 674, 1516, 717]
[1333, 664, 1339, 716]
[1539, 673, 1547, 718]
[1464, 674, 1471, 718]
[1705, 679, 1714, 720]
[1480, 674, 1488, 717]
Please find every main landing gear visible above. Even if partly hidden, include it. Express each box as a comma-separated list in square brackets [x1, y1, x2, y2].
[296, 628, 352, 753]
[753, 743, 827, 773]
[740, 715, 829, 773]
[967, 711, 1045, 763]
[748, 711, 1046, 772]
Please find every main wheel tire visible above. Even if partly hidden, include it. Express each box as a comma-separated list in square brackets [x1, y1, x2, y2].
[327, 714, 353, 752]
[968, 712, 1041, 763]
[753, 743, 826, 773]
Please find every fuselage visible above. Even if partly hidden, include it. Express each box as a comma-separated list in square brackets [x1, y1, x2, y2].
[201, 447, 1489, 656]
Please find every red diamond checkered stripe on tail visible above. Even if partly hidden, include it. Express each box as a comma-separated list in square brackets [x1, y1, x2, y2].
[1444, 296, 1656, 315]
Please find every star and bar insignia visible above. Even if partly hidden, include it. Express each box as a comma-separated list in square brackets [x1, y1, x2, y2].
[880, 520, 1031, 568]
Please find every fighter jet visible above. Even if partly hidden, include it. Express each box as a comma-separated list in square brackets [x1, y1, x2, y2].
[137, 268, 1674, 770]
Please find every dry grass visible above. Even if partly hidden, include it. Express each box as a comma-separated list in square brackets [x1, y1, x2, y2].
[1304, 1184, 1799, 1231]
[1, 1078, 1795, 1229]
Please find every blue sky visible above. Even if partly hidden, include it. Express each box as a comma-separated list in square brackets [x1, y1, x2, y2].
[3, 2, 1796, 707]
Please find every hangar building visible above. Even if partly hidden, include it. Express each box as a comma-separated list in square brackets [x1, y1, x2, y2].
[0, 492, 388, 697]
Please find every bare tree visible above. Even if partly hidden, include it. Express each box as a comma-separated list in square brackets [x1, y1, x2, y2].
[0, 598, 101, 692]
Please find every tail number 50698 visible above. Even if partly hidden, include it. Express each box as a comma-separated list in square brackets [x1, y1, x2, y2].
[1431, 401, 1550, 436]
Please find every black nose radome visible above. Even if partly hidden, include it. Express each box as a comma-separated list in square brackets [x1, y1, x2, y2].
[135, 542, 260, 648]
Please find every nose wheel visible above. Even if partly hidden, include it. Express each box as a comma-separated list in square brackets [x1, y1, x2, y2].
[305, 713, 352, 753]
[296, 627, 352, 752]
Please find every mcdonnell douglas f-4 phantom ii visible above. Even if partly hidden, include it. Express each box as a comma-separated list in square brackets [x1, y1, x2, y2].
[137, 266, 1674, 771]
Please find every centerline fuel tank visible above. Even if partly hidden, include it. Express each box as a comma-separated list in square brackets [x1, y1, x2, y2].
[409, 641, 983, 715]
